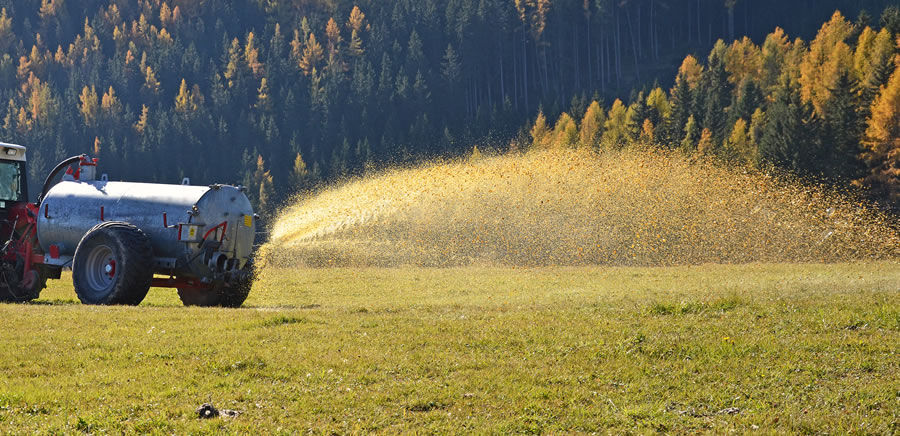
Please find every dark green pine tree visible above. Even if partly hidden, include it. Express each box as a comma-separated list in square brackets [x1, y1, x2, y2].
[758, 76, 821, 174]
[820, 71, 865, 181]
[665, 75, 693, 147]
[858, 57, 894, 122]
[730, 78, 764, 126]
[629, 90, 650, 128]
[697, 43, 733, 151]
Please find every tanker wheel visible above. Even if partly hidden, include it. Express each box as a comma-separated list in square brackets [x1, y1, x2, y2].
[72, 222, 153, 305]
[177, 263, 254, 308]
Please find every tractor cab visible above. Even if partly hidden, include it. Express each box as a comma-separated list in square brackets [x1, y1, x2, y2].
[0, 143, 27, 209]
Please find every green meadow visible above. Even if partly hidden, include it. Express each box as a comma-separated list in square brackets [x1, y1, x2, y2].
[0, 263, 897, 433]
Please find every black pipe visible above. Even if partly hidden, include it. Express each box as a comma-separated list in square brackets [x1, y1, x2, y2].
[37, 155, 85, 205]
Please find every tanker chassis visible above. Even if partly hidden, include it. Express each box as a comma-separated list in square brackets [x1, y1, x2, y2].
[0, 143, 257, 307]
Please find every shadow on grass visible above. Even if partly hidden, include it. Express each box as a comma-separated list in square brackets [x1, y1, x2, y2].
[27, 299, 79, 306]
[646, 295, 746, 316]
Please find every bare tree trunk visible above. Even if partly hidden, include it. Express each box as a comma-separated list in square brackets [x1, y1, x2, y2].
[606, 27, 612, 87]
[727, 3, 734, 41]
[696, 0, 701, 43]
[522, 29, 528, 109]
[598, 41, 603, 90]
[499, 42, 505, 104]
[465, 81, 472, 119]
[744, 1, 749, 37]
[687, 0, 691, 43]
[486, 68, 492, 109]
[636, 2, 642, 60]
[615, 8, 621, 87]
[542, 44, 549, 98]
[651, 0, 658, 60]
[586, 16, 592, 85]
[625, 5, 641, 82]
[574, 25, 580, 90]
[513, 37, 519, 109]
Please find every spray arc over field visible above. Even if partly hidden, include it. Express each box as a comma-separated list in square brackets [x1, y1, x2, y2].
[260, 149, 899, 268]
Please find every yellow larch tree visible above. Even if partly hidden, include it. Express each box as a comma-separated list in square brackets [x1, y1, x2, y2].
[578, 100, 605, 148]
[859, 62, 900, 202]
[677, 55, 703, 90]
[79, 85, 99, 127]
[799, 11, 854, 116]
[552, 112, 578, 148]
[530, 110, 549, 148]
[696, 128, 714, 155]
[725, 36, 762, 85]
[601, 99, 632, 149]
[299, 33, 323, 76]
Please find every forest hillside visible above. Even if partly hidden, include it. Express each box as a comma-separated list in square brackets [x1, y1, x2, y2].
[0, 0, 897, 213]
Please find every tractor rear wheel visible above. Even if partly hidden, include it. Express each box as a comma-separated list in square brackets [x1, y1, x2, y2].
[72, 222, 153, 305]
[0, 264, 47, 303]
[177, 263, 254, 308]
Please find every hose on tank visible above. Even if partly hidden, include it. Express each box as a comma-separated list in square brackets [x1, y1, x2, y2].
[37, 155, 85, 205]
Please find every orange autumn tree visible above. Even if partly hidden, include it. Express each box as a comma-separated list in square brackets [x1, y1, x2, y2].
[858, 57, 900, 202]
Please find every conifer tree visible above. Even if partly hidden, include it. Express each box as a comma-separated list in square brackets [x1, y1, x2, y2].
[578, 100, 605, 148]
[799, 11, 854, 116]
[859, 64, 900, 202]
[134, 105, 150, 134]
[730, 78, 764, 126]
[639, 119, 655, 145]
[175, 79, 191, 113]
[299, 33, 323, 76]
[698, 40, 732, 149]
[251, 155, 276, 217]
[666, 74, 693, 147]
[552, 112, 578, 148]
[760, 27, 792, 92]
[821, 70, 864, 180]
[724, 118, 753, 164]
[0, 8, 13, 53]
[245, 31, 264, 77]
[530, 110, 549, 148]
[696, 128, 714, 155]
[441, 44, 462, 85]
[758, 76, 821, 174]
[79, 85, 99, 127]
[645, 87, 671, 137]
[601, 99, 631, 149]
[680, 115, 700, 153]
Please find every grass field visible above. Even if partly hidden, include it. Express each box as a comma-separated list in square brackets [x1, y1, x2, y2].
[0, 262, 898, 433]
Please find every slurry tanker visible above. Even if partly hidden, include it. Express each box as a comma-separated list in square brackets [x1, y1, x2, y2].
[0, 142, 256, 307]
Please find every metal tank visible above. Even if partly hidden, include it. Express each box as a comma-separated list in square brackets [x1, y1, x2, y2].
[36, 179, 255, 280]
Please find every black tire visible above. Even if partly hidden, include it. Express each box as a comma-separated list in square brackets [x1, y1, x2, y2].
[0, 266, 47, 303]
[72, 221, 153, 305]
[177, 263, 254, 308]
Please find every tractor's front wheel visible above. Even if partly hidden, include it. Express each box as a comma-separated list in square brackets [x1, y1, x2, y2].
[0, 265, 48, 303]
[72, 222, 153, 305]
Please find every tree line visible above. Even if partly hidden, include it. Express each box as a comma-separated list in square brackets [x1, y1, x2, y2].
[530, 11, 900, 206]
[0, 0, 896, 215]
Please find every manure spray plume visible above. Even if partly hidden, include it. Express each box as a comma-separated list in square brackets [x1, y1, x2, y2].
[259, 149, 899, 268]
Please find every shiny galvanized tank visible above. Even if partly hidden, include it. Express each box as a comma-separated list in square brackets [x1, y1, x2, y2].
[36, 180, 255, 278]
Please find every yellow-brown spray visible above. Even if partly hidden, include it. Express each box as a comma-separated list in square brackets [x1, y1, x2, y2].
[259, 148, 899, 267]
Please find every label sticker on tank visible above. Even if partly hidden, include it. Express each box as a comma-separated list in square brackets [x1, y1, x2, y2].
[244, 215, 252, 227]
[178, 224, 201, 241]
